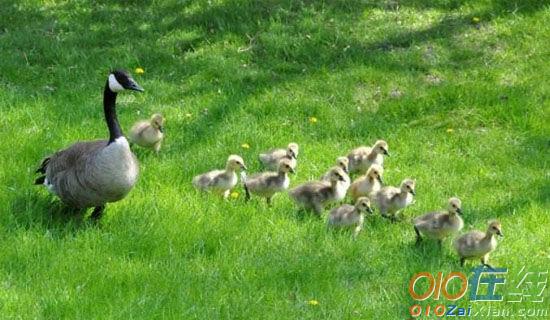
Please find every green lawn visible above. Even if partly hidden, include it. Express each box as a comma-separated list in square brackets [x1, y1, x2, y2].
[1, 0, 549, 318]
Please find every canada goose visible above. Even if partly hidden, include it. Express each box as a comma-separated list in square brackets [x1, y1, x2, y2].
[413, 197, 464, 245]
[328, 197, 374, 237]
[259, 142, 299, 171]
[289, 167, 347, 215]
[349, 164, 384, 201]
[192, 155, 247, 198]
[34, 70, 144, 219]
[374, 178, 415, 221]
[454, 220, 503, 268]
[243, 158, 295, 205]
[128, 113, 164, 153]
[347, 140, 389, 174]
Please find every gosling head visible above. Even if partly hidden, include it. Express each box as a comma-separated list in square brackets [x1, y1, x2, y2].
[355, 197, 374, 214]
[400, 179, 416, 196]
[150, 113, 165, 133]
[278, 158, 296, 174]
[328, 167, 347, 183]
[227, 155, 247, 171]
[366, 164, 384, 184]
[373, 140, 390, 156]
[108, 69, 144, 93]
[447, 197, 462, 215]
[287, 143, 299, 159]
[336, 156, 349, 173]
[487, 220, 504, 237]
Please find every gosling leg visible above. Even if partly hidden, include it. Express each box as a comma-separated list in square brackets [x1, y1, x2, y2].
[266, 197, 272, 207]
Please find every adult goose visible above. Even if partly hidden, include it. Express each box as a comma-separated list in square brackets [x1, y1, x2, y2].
[34, 70, 144, 219]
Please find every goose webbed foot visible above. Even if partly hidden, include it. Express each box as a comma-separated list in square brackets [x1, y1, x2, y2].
[482, 262, 495, 271]
[90, 206, 105, 220]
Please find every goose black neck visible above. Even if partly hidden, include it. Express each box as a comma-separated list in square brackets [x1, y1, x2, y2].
[104, 82, 123, 144]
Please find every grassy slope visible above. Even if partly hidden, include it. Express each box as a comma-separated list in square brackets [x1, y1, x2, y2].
[1, 0, 548, 318]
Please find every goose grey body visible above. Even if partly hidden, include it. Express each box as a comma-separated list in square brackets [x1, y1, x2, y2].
[453, 220, 503, 268]
[129, 113, 164, 152]
[413, 197, 463, 243]
[259, 143, 298, 171]
[374, 178, 415, 220]
[244, 158, 294, 205]
[347, 140, 389, 174]
[192, 155, 246, 198]
[35, 70, 143, 219]
[42, 139, 138, 208]
[289, 167, 347, 215]
[328, 197, 373, 237]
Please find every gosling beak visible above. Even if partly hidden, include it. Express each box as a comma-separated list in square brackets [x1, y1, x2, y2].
[127, 79, 144, 92]
[289, 167, 296, 174]
[410, 189, 416, 196]
[343, 167, 349, 174]
[291, 152, 297, 160]
[241, 164, 248, 171]
[497, 230, 503, 237]
[339, 175, 346, 182]
[159, 126, 164, 133]
[377, 176, 384, 184]
[384, 150, 390, 156]
[456, 208, 462, 215]
[367, 206, 374, 214]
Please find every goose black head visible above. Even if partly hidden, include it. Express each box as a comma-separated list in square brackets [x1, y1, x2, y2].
[108, 69, 144, 93]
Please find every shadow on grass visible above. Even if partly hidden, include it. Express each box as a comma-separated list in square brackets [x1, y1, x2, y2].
[7, 190, 98, 236]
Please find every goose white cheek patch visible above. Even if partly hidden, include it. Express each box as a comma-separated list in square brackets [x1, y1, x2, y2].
[108, 74, 125, 92]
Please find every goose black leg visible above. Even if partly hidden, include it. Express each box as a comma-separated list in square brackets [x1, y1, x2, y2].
[244, 184, 251, 202]
[90, 206, 105, 220]
[460, 258, 465, 267]
[414, 226, 422, 245]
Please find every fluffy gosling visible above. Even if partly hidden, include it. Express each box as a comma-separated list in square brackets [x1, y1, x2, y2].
[347, 140, 389, 174]
[454, 220, 503, 269]
[243, 158, 295, 205]
[321, 158, 351, 199]
[192, 155, 247, 198]
[129, 113, 165, 153]
[259, 142, 299, 171]
[374, 178, 416, 221]
[349, 164, 384, 201]
[413, 197, 464, 245]
[289, 167, 347, 215]
[328, 197, 374, 237]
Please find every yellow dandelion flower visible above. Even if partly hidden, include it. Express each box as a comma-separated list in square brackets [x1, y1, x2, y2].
[230, 191, 240, 199]
[135, 67, 145, 75]
[241, 143, 250, 149]
[472, 17, 480, 23]
[309, 117, 318, 124]
[446, 128, 454, 133]
[308, 300, 320, 306]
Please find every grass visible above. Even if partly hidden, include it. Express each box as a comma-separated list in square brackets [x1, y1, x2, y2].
[1, 0, 549, 318]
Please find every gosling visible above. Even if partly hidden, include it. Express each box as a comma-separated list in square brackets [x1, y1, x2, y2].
[289, 167, 347, 215]
[374, 178, 416, 221]
[321, 156, 349, 179]
[259, 142, 299, 171]
[347, 140, 389, 174]
[321, 158, 351, 200]
[413, 197, 464, 245]
[243, 158, 295, 205]
[192, 155, 247, 198]
[454, 220, 503, 269]
[129, 113, 165, 153]
[349, 164, 384, 201]
[327, 197, 374, 237]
